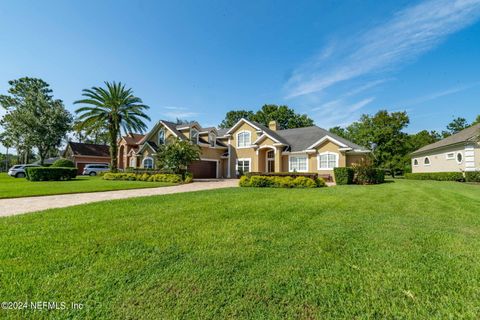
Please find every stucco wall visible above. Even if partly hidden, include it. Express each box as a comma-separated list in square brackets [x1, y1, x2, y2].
[411, 144, 477, 173]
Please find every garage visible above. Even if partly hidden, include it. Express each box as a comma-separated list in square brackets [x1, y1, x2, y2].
[188, 160, 217, 179]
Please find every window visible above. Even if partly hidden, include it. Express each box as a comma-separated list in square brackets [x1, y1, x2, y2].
[289, 155, 308, 172]
[158, 129, 165, 145]
[143, 157, 154, 169]
[237, 131, 251, 148]
[424, 157, 430, 165]
[129, 157, 136, 168]
[209, 132, 216, 147]
[456, 152, 463, 164]
[413, 159, 419, 166]
[446, 152, 454, 160]
[318, 152, 338, 170]
[237, 159, 250, 174]
[190, 129, 199, 144]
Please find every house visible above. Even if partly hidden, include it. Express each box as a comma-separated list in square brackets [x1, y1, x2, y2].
[411, 123, 480, 173]
[117, 133, 145, 169]
[118, 118, 370, 180]
[63, 142, 111, 174]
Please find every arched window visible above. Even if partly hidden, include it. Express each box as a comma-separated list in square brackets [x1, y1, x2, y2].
[143, 157, 154, 169]
[413, 159, 419, 166]
[158, 129, 165, 145]
[190, 129, 199, 144]
[318, 152, 338, 170]
[424, 157, 430, 165]
[129, 157, 136, 168]
[237, 131, 251, 148]
[456, 152, 463, 164]
[209, 132, 216, 147]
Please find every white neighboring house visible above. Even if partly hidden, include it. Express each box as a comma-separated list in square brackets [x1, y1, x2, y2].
[411, 123, 480, 173]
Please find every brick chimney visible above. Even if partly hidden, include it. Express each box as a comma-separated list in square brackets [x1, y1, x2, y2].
[268, 120, 278, 131]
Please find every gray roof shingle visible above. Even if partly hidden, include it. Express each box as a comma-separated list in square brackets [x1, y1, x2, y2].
[411, 123, 480, 155]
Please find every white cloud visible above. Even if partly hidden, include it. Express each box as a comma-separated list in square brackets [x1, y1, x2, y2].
[403, 81, 480, 106]
[285, 0, 480, 98]
[161, 106, 199, 120]
[312, 97, 375, 128]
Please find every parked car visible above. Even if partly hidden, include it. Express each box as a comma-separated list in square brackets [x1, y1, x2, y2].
[82, 164, 109, 176]
[8, 164, 41, 178]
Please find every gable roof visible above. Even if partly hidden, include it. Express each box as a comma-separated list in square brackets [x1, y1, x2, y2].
[122, 133, 145, 145]
[66, 142, 110, 157]
[275, 126, 368, 152]
[411, 123, 480, 155]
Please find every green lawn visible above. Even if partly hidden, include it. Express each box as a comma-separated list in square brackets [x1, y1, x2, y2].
[0, 173, 175, 199]
[1, 180, 480, 319]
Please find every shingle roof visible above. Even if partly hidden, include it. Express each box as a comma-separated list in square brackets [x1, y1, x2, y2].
[411, 123, 480, 155]
[275, 126, 367, 152]
[67, 142, 110, 157]
[217, 128, 229, 137]
[122, 133, 145, 145]
[162, 121, 187, 140]
[249, 121, 290, 145]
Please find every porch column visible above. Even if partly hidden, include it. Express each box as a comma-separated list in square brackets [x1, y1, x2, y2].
[274, 146, 282, 172]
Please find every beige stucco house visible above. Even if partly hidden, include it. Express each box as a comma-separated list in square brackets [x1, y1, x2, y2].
[118, 118, 370, 180]
[411, 123, 480, 173]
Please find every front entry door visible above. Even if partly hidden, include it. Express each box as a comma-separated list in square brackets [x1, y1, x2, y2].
[267, 150, 275, 173]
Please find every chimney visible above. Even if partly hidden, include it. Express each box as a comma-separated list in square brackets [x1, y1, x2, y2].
[268, 120, 278, 131]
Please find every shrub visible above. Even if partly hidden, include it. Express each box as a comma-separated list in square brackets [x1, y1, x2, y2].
[183, 172, 194, 184]
[405, 172, 465, 182]
[465, 171, 480, 183]
[246, 172, 318, 180]
[334, 167, 354, 185]
[293, 176, 317, 188]
[238, 175, 325, 188]
[26, 167, 77, 181]
[102, 172, 183, 183]
[51, 158, 76, 168]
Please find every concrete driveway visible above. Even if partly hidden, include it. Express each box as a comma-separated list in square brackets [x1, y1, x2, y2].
[0, 179, 238, 217]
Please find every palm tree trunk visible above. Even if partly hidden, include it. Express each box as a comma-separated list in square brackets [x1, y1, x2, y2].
[109, 125, 118, 172]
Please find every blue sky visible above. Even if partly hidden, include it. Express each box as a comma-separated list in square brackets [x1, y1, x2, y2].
[1, 0, 480, 153]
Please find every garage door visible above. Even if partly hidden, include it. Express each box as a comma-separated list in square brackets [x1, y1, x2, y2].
[188, 160, 217, 179]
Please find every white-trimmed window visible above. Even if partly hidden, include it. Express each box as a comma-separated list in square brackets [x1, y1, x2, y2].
[237, 158, 250, 174]
[190, 128, 199, 144]
[158, 129, 165, 145]
[413, 159, 419, 166]
[237, 131, 251, 148]
[456, 152, 463, 164]
[129, 157, 136, 168]
[318, 152, 338, 170]
[446, 152, 455, 160]
[289, 155, 308, 172]
[143, 157, 154, 169]
[424, 157, 430, 165]
[209, 132, 216, 147]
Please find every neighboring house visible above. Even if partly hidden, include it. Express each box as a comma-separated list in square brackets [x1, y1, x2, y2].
[63, 142, 111, 174]
[117, 133, 145, 169]
[411, 123, 480, 173]
[119, 118, 370, 180]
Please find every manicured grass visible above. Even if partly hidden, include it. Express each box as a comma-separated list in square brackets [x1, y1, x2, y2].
[0, 173, 175, 199]
[1, 180, 480, 318]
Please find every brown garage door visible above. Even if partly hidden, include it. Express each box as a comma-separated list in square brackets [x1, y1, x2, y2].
[188, 160, 217, 179]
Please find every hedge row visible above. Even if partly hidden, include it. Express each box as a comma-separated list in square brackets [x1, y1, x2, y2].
[246, 172, 319, 180]
[26, 167, 77, 181]
[51, 158, 75, 168]
[102, 172, 187, 183]
[465, 171, 480, 183]
[404, 172, 465, 182]
[239, 175, 326, 188]
[333, 167, 384, 185]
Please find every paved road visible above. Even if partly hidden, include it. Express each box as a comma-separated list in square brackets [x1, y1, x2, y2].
[0, 179, 238, 217]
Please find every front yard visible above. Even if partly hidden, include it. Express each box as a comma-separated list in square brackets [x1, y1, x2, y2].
[1, 180, 479, 318]
[0, 173, 176, 199]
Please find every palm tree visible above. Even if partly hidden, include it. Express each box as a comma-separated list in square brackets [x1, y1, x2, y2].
[74, 82, 150, 171]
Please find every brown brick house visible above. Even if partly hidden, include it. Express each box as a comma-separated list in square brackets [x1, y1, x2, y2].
[63, 142, 111, 174]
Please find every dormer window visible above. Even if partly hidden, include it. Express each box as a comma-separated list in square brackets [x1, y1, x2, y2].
[158, 129, 165, 145]
[209, 132, 216, 147]
[190, 128, 199, 144]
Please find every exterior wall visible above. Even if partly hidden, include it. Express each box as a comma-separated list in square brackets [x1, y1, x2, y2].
[148, 125, 177, 145]
[228, 122, 260, 177]
[411, 144, 477, 173]
[199, 146, 226, 178]
[346, 154, 368, 166]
